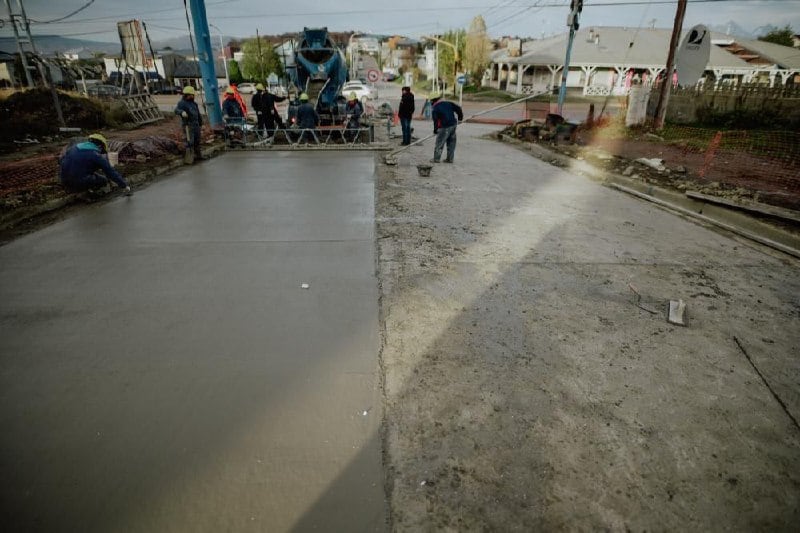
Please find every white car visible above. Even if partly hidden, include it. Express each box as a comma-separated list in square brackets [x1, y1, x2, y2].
[237, 82, 257, 94]
[342, 81, 377, 101]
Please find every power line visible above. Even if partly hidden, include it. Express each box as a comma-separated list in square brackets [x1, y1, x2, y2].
[32, 0, 95, 24]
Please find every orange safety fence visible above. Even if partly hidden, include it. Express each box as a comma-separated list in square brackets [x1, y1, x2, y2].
[658, 126, 800, 193]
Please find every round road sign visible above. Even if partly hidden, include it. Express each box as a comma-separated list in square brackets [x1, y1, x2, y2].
[367, 69, 380, 82]
[456, 75, 466, 85]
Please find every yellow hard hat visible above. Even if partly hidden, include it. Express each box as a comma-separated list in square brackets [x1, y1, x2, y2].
[349, 92, 358, 100]
[225, 87, 235, 94]
[299, 93, 309, 101]
[429, 92, 442, 100]
[256, 83, 265, 91]
[88, 133, 108, 152]
[182, 85, 195, 95]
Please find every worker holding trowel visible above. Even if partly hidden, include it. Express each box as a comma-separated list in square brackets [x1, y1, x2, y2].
[174, 86, 204, 163]
[59, 133, 131, 196]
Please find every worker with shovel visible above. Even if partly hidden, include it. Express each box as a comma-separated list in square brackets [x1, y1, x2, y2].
[174, 86, 204, 163]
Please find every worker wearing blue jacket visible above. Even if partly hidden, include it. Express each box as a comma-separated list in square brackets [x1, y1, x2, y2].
[59, 133, 131, 195]
[175, 85, 204, 160]
[430, 93, 463, 163]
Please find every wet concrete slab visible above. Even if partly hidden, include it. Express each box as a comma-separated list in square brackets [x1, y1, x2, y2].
[0, 152, 386, 532]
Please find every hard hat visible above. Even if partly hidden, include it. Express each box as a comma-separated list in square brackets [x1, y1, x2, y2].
[299, 93, 309, 101]
[256, 83, 265, 91]
[182, 86, 195, 95]
[429, 92, 442, 100]
[88, 133, 108, 152]
[225, 87, 235, 95]
[349, 92, 358, 101]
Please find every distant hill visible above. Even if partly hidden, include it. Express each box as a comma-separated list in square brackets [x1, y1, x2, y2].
[0, 35, 119, 55]
[707, 21, 753, 39]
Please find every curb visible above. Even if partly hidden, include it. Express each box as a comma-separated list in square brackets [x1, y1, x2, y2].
[498, 134, 800, 259]
[0, 143, 226, 232]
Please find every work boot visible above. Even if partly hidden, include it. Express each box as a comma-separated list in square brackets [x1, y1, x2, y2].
[430, 158, 440, 163]
[443, 159, 453, 163]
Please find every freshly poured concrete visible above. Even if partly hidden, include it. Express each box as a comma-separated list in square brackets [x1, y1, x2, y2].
[0, 152, 386, 531]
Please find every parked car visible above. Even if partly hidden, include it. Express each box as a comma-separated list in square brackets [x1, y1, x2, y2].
[237, 82, 257, 94]
[152, 85, 182, 95]
[342, 81, 377, 101]
[382, 68, 398, 81]
[87, 84, 124, 98]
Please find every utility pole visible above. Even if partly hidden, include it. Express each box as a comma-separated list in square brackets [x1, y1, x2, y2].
[188, 0, 222, 128]
[6, 0, 64, 126]
[4, 0, 33, 87]
[557, 0, 582, 115]
[209, 24, 230, 87]
[653, 0, 687, 129]
[256, 29, 264, 81]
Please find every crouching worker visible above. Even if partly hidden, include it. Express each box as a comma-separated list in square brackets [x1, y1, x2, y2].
[59, 133, 131, 196]
[175, 85, 204, 161]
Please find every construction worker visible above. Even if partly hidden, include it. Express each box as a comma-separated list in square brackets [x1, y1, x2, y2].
[344, 92, 363, 142]
[398, 86, 415, 145]
[222, 86, 245, 120]
[229, 83, 248, 116]
[262, 86, 287, 134]
[59, 133, 131, 196]
[430, 92, 463, 163]
[222, 86, 246, 145]
[252, 83, 267, 133]
[174, 86, 204, 160]
[295, 93, 319, 144]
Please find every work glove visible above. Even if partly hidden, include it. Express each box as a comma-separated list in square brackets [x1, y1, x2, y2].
[181, 111, 188, 119]
[123, 186, 132, 196]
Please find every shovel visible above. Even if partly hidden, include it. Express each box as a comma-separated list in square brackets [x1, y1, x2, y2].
[183, 124, 195, 165]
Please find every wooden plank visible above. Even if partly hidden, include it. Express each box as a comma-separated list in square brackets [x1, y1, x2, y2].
[686, 191, 800, 224]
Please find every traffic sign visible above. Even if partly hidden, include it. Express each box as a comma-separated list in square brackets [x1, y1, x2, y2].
[456, 75, 466, 85]
[366, 69, 380, 82]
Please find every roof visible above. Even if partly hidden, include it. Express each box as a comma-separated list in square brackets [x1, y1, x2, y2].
[725, 38, 800, 69]
[173, 58, 227, 78]
[492, 27, 750, 70]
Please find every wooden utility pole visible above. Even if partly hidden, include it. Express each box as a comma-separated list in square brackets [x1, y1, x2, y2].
[653, 0, 687, 130]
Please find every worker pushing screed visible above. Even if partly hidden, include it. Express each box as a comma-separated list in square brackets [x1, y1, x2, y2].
[383, 90, 550, 165]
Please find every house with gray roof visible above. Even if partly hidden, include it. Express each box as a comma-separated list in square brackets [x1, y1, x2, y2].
[488, 27, 797, 96]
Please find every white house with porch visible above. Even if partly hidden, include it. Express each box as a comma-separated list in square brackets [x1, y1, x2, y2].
[488, 27, 798, 96]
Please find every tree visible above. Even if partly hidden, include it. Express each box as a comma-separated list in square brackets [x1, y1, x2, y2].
[240, 37, 283, 81]
[436, 29, 466, 89]
[758, 25, 794, 47]
[228, 59, 244, 84]
[465, 15, 492, 83]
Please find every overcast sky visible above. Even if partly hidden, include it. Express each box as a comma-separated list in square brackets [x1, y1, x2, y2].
[3, 0, 800, 43]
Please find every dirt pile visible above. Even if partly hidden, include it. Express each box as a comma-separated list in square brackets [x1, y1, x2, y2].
[0, 88, 106, 144]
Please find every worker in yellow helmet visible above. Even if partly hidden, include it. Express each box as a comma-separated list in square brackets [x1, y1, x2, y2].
[174, 85, 204, 161]
[59, 133, 131, 196]
[252, 83, 267, 133]
[344, 91, 363, 141]
[294, 93, 319, 144]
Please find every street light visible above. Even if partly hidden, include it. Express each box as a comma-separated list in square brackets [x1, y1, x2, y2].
[209, 23, 230, 87]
